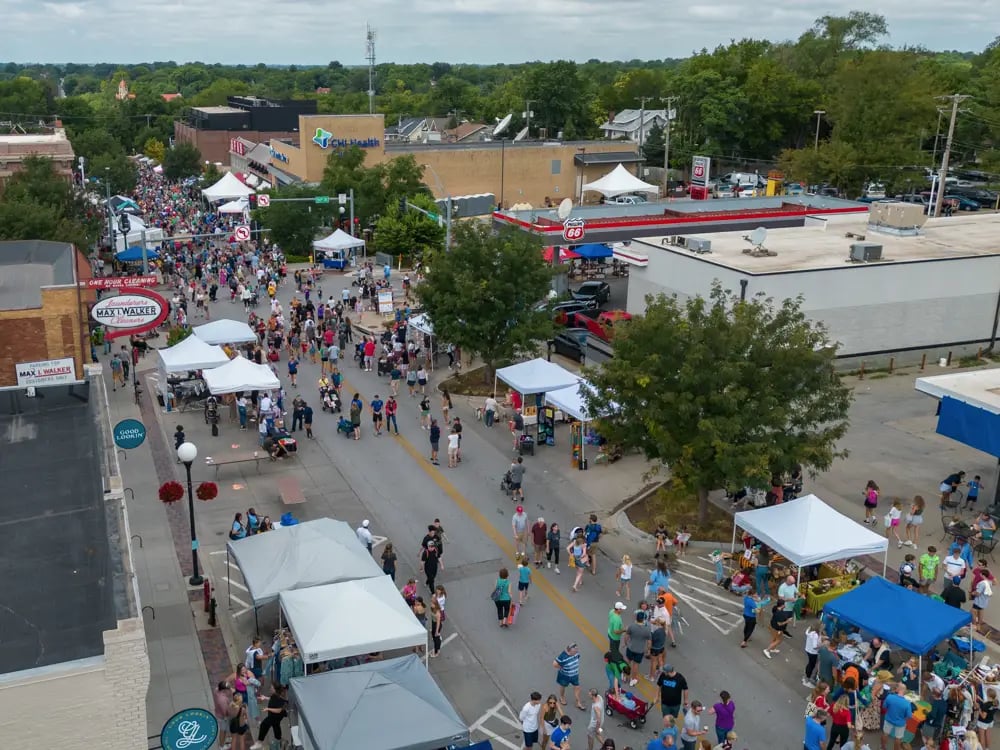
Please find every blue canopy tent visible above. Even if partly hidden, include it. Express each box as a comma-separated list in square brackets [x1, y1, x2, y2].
[573, 243, 613, 259]
[823, 577, 973, 674]
[915, 371, 1000, 506]
[116, 246, 160, 262]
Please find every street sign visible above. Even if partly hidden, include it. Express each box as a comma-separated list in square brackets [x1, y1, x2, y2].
[256, 194, 270, 207]
[314, 196, 331, 204]
[234, 225, 251, 241]
[16, 357, 77, 387]
[338, 193, 347, 205]
[84, 275, 158, 290]
[91, 288, 169, 340]
[562, 217, 585, 243]
[113, 419, 147, 450]
[160, 708, 217, 750]
[691, 155, 711, 188]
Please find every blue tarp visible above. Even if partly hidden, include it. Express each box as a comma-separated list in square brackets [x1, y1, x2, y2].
[937, 395, 1000, 457]
[116, 246, 160, 262]
[573, 243, 613, 259]
[823, 577, 971, 654]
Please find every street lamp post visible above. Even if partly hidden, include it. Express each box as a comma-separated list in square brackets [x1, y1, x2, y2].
[177, 442, 204, 586]
[104, 167, 115, 254]
[813, 110, 825, 151]
[423, 164, 451, 251]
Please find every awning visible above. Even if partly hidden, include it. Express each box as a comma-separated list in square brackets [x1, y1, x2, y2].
[574, 243, 613, 259]
[915, 371, 1000, 457]
[545, 378, 604, 422]
[193, 319, 258, 345]
[202, 355, 280, 394]
[157, 335, 230, 373]
[612, 244, 648, 267]
[543, 247, 581, 263]
[496, 358, 580, 395]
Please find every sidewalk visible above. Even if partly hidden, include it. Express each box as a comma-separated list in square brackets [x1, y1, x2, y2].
[98, 354, 217, 737]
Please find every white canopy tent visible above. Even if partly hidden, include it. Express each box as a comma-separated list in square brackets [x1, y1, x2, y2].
[280, 576, 428, 665]
[113, 215, 166, 252]
[495, 358, 580, 396]
[583, 163, 660, 198]
[313, 228, 366, 251]
[202, 355, 280, 394]
[217, 198, 248, 215]
[202, 172, 255, 202]
[733, 494, 888, 583]
[193, 319, 258, 345]
[157, 335, 231, 373]
[225, 518, 383, 607]
[408, 313, 433, 336]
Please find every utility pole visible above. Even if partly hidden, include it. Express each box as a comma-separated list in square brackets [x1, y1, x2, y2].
[660, 96, 677, 194]
[932, 94, 971, 219]
[931, 108, 945, 169]
[637, 96, 653, 170]
[813, 110, 825, 151]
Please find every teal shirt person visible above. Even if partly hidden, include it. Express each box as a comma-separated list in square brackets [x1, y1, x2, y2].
[519, 565, 532, 584]
[496, 577, 511, 601]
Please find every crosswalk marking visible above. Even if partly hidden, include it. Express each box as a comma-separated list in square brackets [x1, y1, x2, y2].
[469, 700, 522, 750]
[646, 555, 745, 636]
[223, 576, 249, 592]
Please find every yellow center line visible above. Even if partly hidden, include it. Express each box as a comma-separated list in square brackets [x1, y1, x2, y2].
[387, 418, 658, 703]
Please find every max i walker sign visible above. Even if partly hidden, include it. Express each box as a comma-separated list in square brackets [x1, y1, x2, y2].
[90, 288, 169, 340]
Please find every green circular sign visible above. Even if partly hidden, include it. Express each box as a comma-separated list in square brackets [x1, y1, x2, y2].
[160, 708, 217, 750]
[113, 419, 146, 450]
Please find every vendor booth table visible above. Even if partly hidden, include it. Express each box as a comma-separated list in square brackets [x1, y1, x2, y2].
[733, 494, 888, 610]
[495, 358, 580, 450]
[202, 355, 280, 394]
[289, 655, 469, 750]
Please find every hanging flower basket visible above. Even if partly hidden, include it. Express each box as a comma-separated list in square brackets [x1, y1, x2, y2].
[196, 481, 219, 501]
[159, 481, 184, 503]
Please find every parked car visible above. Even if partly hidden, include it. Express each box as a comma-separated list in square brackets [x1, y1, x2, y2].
[570, 281, 611, 305]
[546, 299, 599, 326]
[549, 328, 589, 363]
[608, 194, 648, 205]
[943, 194, 981, 211]
[713, 184, 736, 199]
[569, 309, 633, 342]
[951, 187, 999, 208]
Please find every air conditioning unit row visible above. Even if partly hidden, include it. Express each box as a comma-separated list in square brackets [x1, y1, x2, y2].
[849, 242, 883, 262]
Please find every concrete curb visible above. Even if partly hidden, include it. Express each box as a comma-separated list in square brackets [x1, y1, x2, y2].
[613, 484, 731, 550]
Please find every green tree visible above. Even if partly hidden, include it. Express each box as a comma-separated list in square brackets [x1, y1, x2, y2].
[642, 121, 665, 165]
[582, 285, 852, 524]
[90, 152, 137, 194]
[253, 185, 335, 256]
[202, 162, 222, 185]
[0, 156, 99, 249]
[373, 197, 445, 258]
[416, 224, 552, 380]
[163, 142, 203, 180]
[144, 137, 166, 163]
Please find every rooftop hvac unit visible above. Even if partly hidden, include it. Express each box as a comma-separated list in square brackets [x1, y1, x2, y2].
[849, 242, 883, 262]
[686, 237, 712, 253]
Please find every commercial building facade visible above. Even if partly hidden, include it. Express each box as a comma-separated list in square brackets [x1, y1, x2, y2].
[0, 128, 75, 187]
[0, 240, 94, 386]
[261, 114, 642, 208]
[625, 209, 1000, 364]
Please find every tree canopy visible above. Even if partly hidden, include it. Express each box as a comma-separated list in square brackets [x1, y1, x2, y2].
[583, 285, 852, 522]
[162, 141, 203, 180]
[415, 224, 552, 379]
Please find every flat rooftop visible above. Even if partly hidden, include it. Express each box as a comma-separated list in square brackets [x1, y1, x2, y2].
[0, 382, 117, 675]
[498, 195, 866, 227]
[916, 368, 1000, 416]
[0, 133, 67, 144]
[193, 106, 245, 114]
[0, 240, 77, 310]
[633, 211, 1000, 274]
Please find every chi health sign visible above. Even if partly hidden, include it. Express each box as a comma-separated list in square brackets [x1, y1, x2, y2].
[16, 357, 78, 387]
[90, 288, 169, 340]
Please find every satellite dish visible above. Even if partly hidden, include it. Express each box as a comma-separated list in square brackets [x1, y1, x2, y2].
[493, 113, 513, 137]
[557, 198, 573, 220]
[749, 227, 767, 246]
[513, 127, 528, 142]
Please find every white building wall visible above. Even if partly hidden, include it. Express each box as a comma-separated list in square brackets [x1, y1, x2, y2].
[626, 246, 1000, 358]
[0, 617, 149, 750]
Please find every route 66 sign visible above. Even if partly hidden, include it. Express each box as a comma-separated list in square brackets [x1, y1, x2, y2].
[562, 217, 585, 243]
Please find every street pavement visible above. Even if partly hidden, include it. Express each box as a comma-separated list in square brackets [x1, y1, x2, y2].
[122, 268, 1000, 749]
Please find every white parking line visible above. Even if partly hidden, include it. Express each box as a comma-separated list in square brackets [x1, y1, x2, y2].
[469, 701, 521, 750]
[473, 727, 519, 750]
[441, 633, 458, 648]
[227, 593, 250, 609]
[232, 607, 254, 618]
[223, 576, 250, 592]
[209, 550, 229, 556]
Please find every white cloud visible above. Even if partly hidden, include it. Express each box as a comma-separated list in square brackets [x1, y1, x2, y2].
[0, 0, 994, 63]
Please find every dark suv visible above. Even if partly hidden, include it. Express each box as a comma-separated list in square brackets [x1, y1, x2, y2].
[571, 281, 611, 305]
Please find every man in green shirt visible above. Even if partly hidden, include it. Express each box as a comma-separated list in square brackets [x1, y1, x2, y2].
[608, 602, 627, 653]
[919, 545, 940, 591]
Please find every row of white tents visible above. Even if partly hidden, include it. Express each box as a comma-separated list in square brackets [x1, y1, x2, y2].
[156, 320, 280, 394]
[226, 519, 469, 750]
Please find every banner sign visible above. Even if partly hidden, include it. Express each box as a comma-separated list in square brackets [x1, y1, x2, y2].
[160, 708, 217, 750]
[113, 419, 147, 449]
[377, 289, 394, 315]
[85, 275, 158, 290]
[16, 357, 78, 387]
[691, 156, 711, 188]
[91, 288, 169, 340]
[562, 217, 585, 243]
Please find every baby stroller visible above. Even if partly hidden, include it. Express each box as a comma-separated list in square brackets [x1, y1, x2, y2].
[320, 388, 342, 413]
[500, 470, 513, 496]
[604, 691, 650, 730]
[336, 417, 354, 437]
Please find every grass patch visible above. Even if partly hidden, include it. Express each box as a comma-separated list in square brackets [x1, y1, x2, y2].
[957, 356, 993, 368]
[439, 365, 496, 397]
[868, 372, 889, 380]
[626, 483, 733, 543]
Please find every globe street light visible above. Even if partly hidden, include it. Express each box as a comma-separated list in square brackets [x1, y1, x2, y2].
[176, 441, 204, 586]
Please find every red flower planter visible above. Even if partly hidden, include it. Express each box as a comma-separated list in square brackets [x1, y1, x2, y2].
[196, 482, 218, 501]
[159, 481, 184, 503]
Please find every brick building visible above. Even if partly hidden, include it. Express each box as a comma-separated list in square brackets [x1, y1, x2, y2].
[174, 95, 316, 164]
[0, 370, 149, 750]
[0, 240, 94, 387]
[0, 128, 76, 186]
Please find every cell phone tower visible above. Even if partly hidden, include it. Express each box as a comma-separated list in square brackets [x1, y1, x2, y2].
[366, 24, 376, 115]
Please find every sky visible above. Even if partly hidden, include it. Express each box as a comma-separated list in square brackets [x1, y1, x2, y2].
[3, 1, 995, 65]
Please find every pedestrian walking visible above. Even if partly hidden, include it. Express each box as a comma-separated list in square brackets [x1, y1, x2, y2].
[568, 532, 589, 592]
[417, 366, 428, 394]
[863, 480, 879, 525]
[803, 623, 821, 687]
[679, 702, 707, 750]
[585, 689, 604, 750]
[607, 601, 627, 654]
[509, 456, 526, 500]
[541, 695, 565, 750]
[356, 519, 374, 553]
[623, 610, 651, 685]
[531, 517, 548, 567]
[429, 597, 444, 658]
[884, 498, 904, 547]
[441, 388, 452, 423]
[904, 494, 925, 547]
[386, 395, 399, 435]
[302, 402, 313, 438]
[763, 598, 794, 659]
[655, 665, 689, 719]
[421, 540, 440, 591]
[517, 554, 532, 604]
[512, 505, 529, 557]
[370, 394, 385, 436]
[349, 392, 363, 440]
[250, 685, 288, 750]
[447, 425, 460, 467]
[584, 514, 603, 575]
[381, 542, 397, 581]
[707, 691, 735, 745]
[492, 567, 512, 626]
[429, 418, 440, 464]
[521, 692, 544, 750]
[547, 522, 562, 574]
[552, 643, 583, 710]
[615, 554, 633, 600]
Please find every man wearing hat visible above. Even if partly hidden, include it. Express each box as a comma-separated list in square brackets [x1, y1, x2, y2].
[942, 576, 968, 608]
[608, 602, 628, 654]
[513, 505, 529, 557]
[356, 519, 373, 553]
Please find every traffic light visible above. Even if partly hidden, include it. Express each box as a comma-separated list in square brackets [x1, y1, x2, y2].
[399, 197, 407, 214]
[248, 194, 258, 209]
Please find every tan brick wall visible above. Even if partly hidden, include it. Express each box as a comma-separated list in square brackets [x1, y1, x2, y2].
[0, 617, 149, 750]
[0, 286, 88, 386]
[174, 122, 301, 165]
